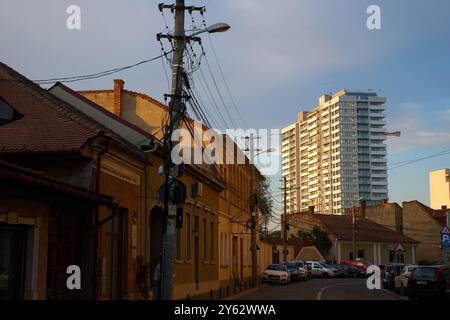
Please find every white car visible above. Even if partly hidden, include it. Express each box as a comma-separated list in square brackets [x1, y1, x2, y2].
[262, 264, 291, 284]
[306, 261, 336, 278]
[394, 265, 418, 295]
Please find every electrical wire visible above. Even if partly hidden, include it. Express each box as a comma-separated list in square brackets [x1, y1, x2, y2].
[31, 51, 173, 85]
[388, 148, 450, 171]
[201, 12, 249, 129]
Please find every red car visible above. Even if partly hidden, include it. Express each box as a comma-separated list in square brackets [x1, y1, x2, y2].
[340, 260, 372, 271]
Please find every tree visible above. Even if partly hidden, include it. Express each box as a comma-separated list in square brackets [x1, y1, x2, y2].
[257, 178, 273, 238]
[297, 226, 332, 255]
[266, 230, 281, 239]
[257, 179, 273, 218]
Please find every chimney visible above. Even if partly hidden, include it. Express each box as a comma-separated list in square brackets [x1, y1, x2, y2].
[113, 79, 124, 116]
[359, 199, 367, 218]
[308, 206, 315, 215]
[441, 205, 447, 211]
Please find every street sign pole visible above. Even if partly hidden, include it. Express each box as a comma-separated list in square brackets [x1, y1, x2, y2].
[440, 225, 450, 264]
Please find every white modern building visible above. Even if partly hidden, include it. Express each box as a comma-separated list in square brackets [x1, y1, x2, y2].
[281, 90, 388, 215]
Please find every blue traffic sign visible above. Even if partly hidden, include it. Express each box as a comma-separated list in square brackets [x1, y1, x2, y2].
[442, 233, 450, 248]
[441, 225, 450, 248]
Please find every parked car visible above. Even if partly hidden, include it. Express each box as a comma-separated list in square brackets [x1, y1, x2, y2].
[408, 265, 450, 300]
[386, 264, 405, 291]
[289, 260, 311, 281]
[394, 265, 417, 295]
[340, 259, 373, 272]
[262, 264, 291, 284]
[334, 264, 366, 278]
[382, 263, 401, 289]
[283, 262, 301, 282]
[306, 261, 336, 278]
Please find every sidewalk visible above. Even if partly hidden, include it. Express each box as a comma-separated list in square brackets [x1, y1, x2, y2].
[223, 284, 267, 300]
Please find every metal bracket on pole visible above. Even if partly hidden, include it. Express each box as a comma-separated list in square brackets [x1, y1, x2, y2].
[157, 33, 202, 44]
[158, 3, 205, 14]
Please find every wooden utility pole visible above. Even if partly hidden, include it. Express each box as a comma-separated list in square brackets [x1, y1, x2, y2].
[160, 0, 186, 300]
[249, 133, 258, 288]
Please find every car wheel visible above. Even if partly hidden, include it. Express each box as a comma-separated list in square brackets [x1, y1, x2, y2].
[322, 272, 329, 279]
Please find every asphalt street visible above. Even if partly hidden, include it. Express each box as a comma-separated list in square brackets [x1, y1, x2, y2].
[236, 278, 407, 300]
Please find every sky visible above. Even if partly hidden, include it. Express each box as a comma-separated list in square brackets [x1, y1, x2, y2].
[1, 0, 450, 212]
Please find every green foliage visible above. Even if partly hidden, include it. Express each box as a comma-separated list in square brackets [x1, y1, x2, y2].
[297, 226, 332, 255]
[257, 178, 273, 217]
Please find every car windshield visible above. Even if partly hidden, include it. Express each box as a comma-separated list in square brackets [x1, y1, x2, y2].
[284, 263, 297, 270]
[413, 267, 437, 280]
[406, 266, 416, 272]
[293, 262, 304, 267]
[267, 265, 286, 271]
[320, 263, 331, 269]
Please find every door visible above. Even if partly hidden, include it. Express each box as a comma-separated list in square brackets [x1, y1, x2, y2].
[312, 262, 322, 276]
[104, 208, 128, 299]
[0, 225, 27, 300]
[47, 207, 84, 300]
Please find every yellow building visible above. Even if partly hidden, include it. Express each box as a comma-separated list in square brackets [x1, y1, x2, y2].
[430, 169, 450, 210]
[53, 81, 226, 300]
[365, 200, 448, 264]
[216, 141, 264, 294]
[77, 79, 266, 299]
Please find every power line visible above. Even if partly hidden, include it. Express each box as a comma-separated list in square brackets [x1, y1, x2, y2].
[202, 52, 239, 128]
[388, 148, 450, 171]
[31, 51, 173, 85]
[201, 12, 249, 129]
[186, 43, 231, 130]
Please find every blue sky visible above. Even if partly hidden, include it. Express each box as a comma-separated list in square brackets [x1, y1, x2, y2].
[1, 0, 449, 210]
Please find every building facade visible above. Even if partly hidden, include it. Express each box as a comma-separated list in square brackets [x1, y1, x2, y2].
[430, 169, 450, 209]
[281, 90, 388, 215]
[0, 63, 147, 300]
[285, 211, 418, 265]
[51, 81, 226, 300]
[76, 79, 267, 299]
[365, 200, 448, 264]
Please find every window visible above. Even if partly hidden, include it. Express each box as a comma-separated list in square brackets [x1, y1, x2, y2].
[357, 250, 365, 259]
[186, 213, 191, 260]
[0, 97, 17, 126]
[176, 225, 182, 260]
[203, 219, 207, 261]
[210, 222, 215, 262]
[224, 234, 228, 266]
[220, 232, 225, 266]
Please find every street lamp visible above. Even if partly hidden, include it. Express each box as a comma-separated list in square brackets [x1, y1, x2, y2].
[255, 148, 276, 157]
[190, 22, 231, 36]
[384, 131, 401, 137]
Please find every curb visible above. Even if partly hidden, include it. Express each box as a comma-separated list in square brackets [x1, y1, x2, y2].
[223, 284, 267, 300]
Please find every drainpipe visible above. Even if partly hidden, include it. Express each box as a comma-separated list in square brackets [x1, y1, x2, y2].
[92, 140, 109, 299]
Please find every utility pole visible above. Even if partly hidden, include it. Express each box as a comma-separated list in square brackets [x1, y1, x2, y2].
[160, 0, 186, 300]
[248, 133, 259, 288]
[352, 201, 356, 261]
[283, 176, 288, 262]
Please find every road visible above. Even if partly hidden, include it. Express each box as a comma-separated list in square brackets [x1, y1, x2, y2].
[236, 278, 406, 300]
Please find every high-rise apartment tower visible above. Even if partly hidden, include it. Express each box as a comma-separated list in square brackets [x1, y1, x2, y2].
[281, 90, 388, 215]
